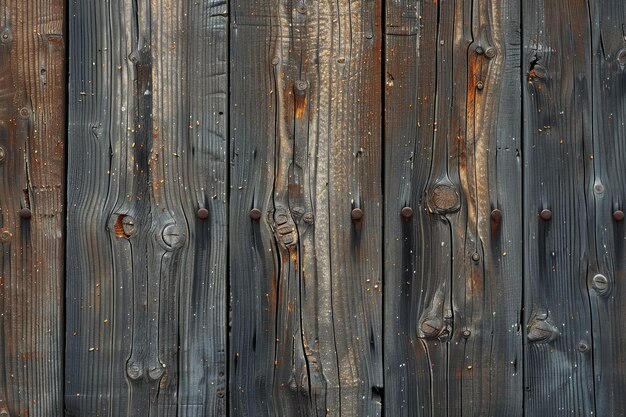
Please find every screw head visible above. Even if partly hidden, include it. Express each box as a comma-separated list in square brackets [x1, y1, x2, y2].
[0, 230, 11, 242]
[249, 208, 262, 220]
[19, 208, 32, 219]
[197, 207, 209, 220]
[351, 208, 364, 221]
[295, 80, 307, 91]
[19, 107, 30, 119]
[613, 210, 624, 222]
[476, 81, 484, 90]
[540, 209, 552, 221]
[401, 206, 413, 219]
[592, 274, 609, 293]
[161, 224, 182, 248]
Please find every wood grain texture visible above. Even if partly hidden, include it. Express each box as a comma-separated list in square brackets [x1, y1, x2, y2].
[522, 0, 595, 415]
[229, 0, 383, 415]
[66, 0, 227, 415]
[0, 1, 65, 416]
[588, 1, 626, 415]
[384, 0, 523, 415]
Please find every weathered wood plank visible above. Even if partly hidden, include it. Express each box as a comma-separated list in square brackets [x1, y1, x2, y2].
[66, 0, 228, 415]
[384, 0, 523, 415]
[229, 0, 383, 415]
[0, 1, 65, 416]
[522, 0, 595, 415]
[589, 1, 626, 415]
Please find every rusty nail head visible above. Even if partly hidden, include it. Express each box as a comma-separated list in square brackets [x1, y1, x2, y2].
[540, 209, 552, 221]
[351, 208, 364, 221]
[462, 329, 471, 338]
[401, 206, 413, 219]
[475, 46, 484, 55]
[491, 208, 502, 221]
[485, 47, 496, 58]
[476, 81, 484, 90]
[578, 342, 589, 352]
[19, 208, 32, 219]
[249, 208, 262, 220]
[197, 207, 209, 220]
[613, 210, 624, 222]
[471, 252, 480, 262]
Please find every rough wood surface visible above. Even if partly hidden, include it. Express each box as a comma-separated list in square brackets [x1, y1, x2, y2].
[229, 0, 383, 415]
[384, 0, 523, 415]
[522, 0, 595, 415]
[66, 0, 227, 415]
[0, 1, 65, 416]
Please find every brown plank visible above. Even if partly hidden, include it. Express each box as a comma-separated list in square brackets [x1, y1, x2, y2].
[0, 1, 65, 416]
[229, 0, 383, 415]
[384, 0, 523, 415]
[522, 0, 595, 415]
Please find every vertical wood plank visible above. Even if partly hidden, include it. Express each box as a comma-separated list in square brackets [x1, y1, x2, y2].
[0, 1, 65, 416]
[66, 0, 228, 415]
[229, 0, 383, 415]
[384, 0, 523, 415]
[589, 1, 626, 415]
[522, 0, 596, 415]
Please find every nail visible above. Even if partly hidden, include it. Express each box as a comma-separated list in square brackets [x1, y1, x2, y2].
[19, 107, 30, 119]
[475, 46, 484, 55]
[471, 252, 480, 262]
[577, 341, 589, 352]
[476, 81, 484, 90]
[249, 208, 262, 220]
[401, 206, 413, 219]
[351, 208, 364, 221]
[613, 210, 624, 222]
[540, 209, 552, 221]
[19, 208, 31, 219]
[296, 3, 306, 14]
[462, 329, 471, 338]
[197, 207, 209, 220]
[490, 208, 502, 221]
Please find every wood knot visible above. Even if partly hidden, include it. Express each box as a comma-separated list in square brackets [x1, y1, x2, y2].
[273, 209, 297, 247]
[527, 314, 558, 343]
[113, 214, 136, 238]
[419, 317, 444, 339]
[0, 230, 11, 242]
[148, 364, 165, 381]
[428, 184, 460, 214]
[0, 146, 6, 164]
[126, 361, 143, 380]
[617, 48, 626, 67]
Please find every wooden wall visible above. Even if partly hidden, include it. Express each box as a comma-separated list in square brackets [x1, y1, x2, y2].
[0, 0, 625, 416]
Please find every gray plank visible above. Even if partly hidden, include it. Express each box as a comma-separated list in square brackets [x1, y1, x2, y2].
[0, 2, 65, 416]
[589, 1, 626, 415]
[384, 0, 523, 415]
[522, 0, 595, 415]
[66, 0, 228, 415]
[229, 0, 383, 415]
